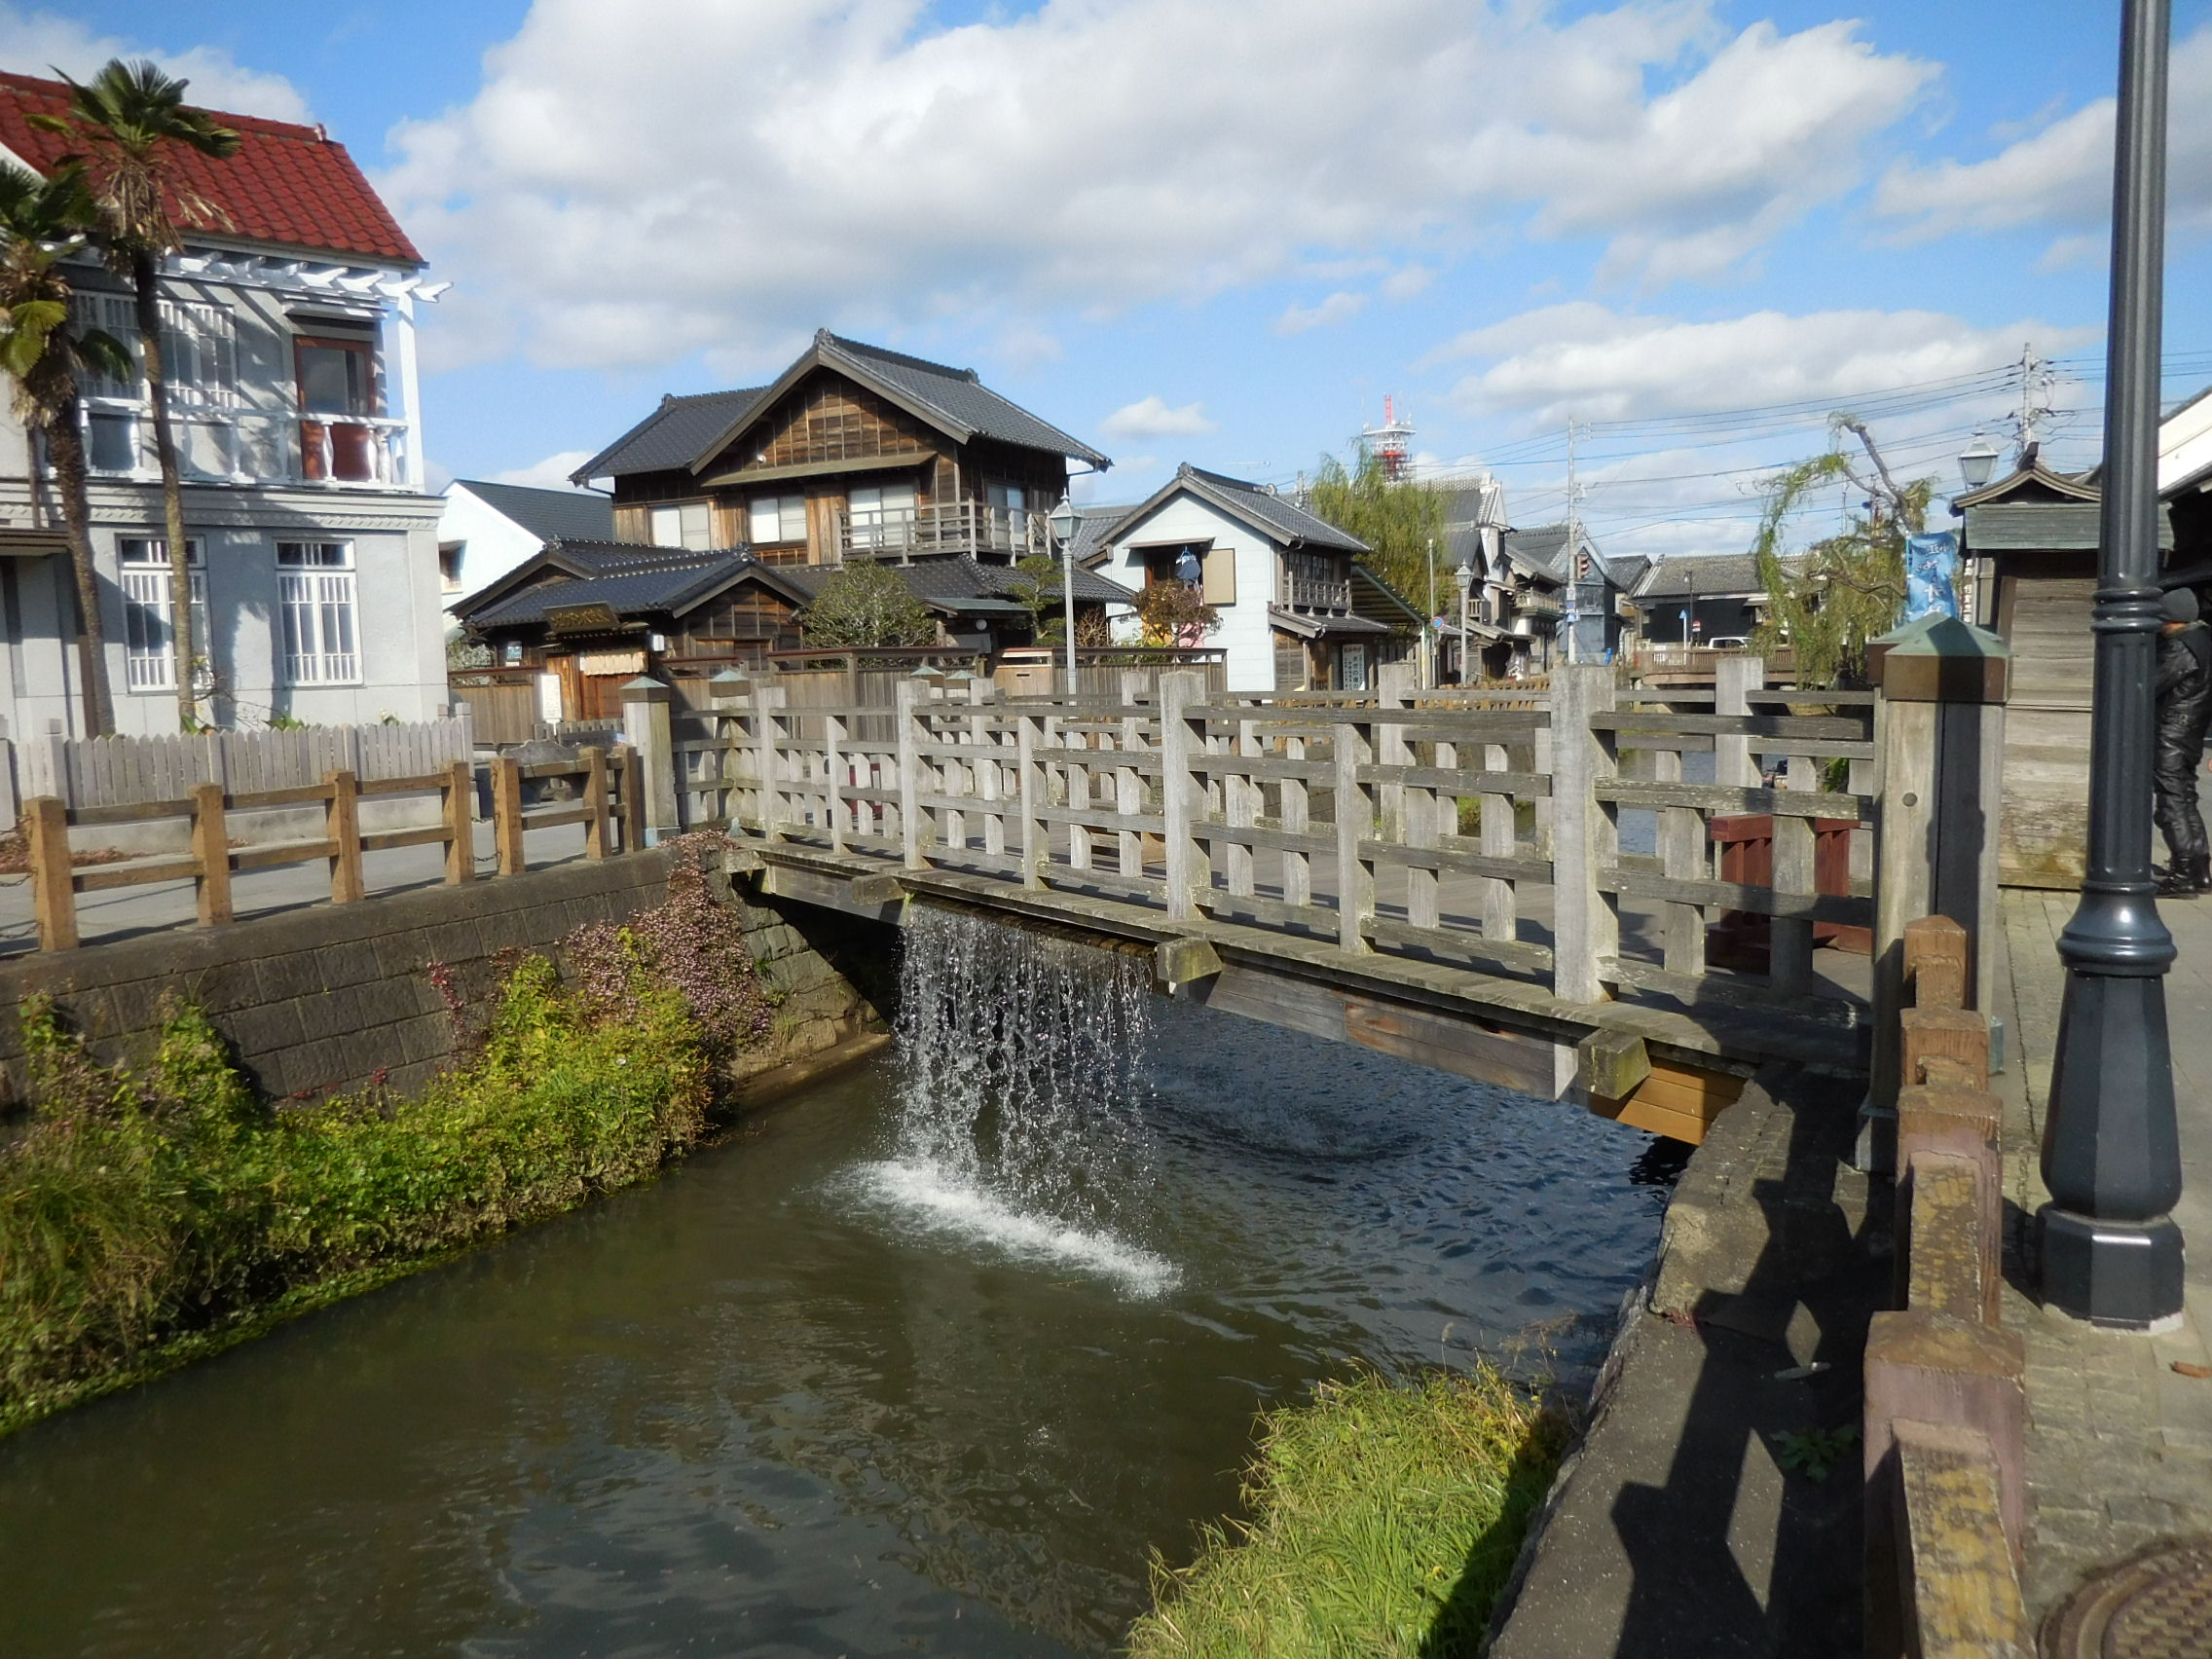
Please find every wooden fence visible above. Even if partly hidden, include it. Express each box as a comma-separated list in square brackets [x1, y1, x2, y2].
[13, 717, 474, 808]
[686, 658, 1894, 1041]
[23, 745, 641, 953]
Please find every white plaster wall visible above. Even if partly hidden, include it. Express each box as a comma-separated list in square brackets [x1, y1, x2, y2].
[437, 486, 548, 609]
[1101, 495, 1280, 691]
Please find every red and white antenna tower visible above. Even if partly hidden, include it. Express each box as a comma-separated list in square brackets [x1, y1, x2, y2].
[1363, 394, 1415, 480]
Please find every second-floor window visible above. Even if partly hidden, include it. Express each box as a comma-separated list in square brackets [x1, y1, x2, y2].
[119, 537, 208, 693]
[650, 501, 712, 549]
[749, 495, 805, 545]
[297, 337, 376, 418]
[80, 295, 239, 475]
[276, 541, 358, 684]
[848, 482, 916, 551]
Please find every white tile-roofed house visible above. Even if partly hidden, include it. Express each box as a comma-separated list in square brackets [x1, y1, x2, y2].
[436, 479, 614, 612]
[0, 70, 450, 737]
[1086, 463, 1405, 691]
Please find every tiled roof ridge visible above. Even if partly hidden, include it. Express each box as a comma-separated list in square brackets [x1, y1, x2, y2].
[819, 329, 979, 385]
[0, 69, 322, 141]
[1180, 461, 1272, 495]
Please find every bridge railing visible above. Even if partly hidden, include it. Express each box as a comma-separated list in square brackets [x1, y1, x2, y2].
[695, 643, 1997, 1045]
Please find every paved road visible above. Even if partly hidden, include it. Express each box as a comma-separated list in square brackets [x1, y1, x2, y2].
[1994, 887, 2212, 1618]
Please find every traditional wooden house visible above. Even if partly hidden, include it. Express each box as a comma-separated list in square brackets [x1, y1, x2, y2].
[451, 332, 1134, 717]
[1085, 464, 1415, 691]
[573, 329, 1110, 563]
[1438, 509, 1619, 679]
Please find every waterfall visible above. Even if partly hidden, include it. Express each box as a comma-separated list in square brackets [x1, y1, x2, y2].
[852, 906, 1176, 1294]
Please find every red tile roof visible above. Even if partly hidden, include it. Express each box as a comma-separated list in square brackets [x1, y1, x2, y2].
[0, 70, 421, 267]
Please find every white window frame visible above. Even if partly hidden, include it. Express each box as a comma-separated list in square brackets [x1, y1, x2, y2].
[749, 494, 806, 545]
[276, 540, 359, 685]
[118, 537, 209, 694]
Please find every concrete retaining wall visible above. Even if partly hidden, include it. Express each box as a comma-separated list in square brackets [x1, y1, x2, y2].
[0, 849, 889, 1110]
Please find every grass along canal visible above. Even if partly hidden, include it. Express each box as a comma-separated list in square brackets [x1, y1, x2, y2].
[0, 908, 1671, 1655]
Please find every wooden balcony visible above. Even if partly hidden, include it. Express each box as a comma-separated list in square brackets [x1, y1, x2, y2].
[834, 501, 1050, 563]
[1279, 555, 1351, 612]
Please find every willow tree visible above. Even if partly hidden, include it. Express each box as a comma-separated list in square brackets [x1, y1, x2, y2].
[1309, 450, 1444, 610]
[1751, 418, 1931, 688]
[0, 163, 129, 733]
[34, 59, 240, 729]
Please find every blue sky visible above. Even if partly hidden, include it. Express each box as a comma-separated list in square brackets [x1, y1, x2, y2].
[17, 0, 2212, 557]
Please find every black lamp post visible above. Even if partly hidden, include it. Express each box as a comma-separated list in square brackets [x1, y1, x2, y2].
[2040, 0, 2186, 1329]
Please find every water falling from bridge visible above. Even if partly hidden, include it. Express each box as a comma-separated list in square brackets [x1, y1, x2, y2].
[854, 905, 1176, 1293]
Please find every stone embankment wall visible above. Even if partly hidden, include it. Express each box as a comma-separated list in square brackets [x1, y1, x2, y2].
[0, 850, 889, 1110]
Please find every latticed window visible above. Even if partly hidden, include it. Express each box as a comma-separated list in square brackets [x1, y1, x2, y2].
[118, 538, 208, 693]
[276, 541, 357, 683]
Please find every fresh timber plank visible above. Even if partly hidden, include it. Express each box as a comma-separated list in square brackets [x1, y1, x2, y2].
[1587, 1054, 1748, 1144]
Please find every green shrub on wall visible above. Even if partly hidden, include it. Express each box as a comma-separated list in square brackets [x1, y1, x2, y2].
[0, 945, 719, 1435]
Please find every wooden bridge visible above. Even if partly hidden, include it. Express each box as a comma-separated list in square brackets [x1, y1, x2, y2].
[651, 644, 2003, 1143]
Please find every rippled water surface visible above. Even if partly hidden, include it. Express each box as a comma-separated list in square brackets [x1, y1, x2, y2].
[0, 961, 1673, 1656]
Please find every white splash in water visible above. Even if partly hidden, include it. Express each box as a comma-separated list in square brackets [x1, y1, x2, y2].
[852, 907, 1173, 1295]
[851, 1159, 1181, 1298]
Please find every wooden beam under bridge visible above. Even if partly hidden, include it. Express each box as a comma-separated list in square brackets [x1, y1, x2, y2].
[738, 842, 1856, 1124]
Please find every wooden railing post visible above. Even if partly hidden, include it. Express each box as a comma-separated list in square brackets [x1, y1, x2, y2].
[325, 768, 365, 902]
[824, 708, 848, 853]
[896, 675, 926, 868]
[620, 676, 679, 845]
[1117, 670, 1146, 880]
[1159, 670, 1205, 920]
[1864, 618, 2011, 1170]
[1551, 662, 1618, 1002]
[26, 794, 76, 951]
[581, 746, 609, 860]
[1018, 711, 1046, 889]
[620, 748, 645, 851]
[191, 780, 233, 927]
[1335, 711, 1376, 953]
[443, 758, 475, 884]
[492, 756, 525, 876]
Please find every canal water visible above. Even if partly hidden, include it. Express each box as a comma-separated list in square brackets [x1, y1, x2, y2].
[0, 912, 1673, 1657]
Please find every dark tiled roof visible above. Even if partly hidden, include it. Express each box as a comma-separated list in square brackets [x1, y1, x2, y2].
[573, 387, 772, 482]
[818, 332, 1110, 466]
[893, 553, 1134, 608]
[0, 71, 419, 265]
[451, 480, 613, 544]
[462, 543, 754, 627]
[1179, 464, 1368, 552]
[1633, 552, 1793, 600]
[1503, 524, 1573, 580]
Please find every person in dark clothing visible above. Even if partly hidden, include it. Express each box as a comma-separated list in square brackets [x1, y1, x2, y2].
[2155, 584, 2212, 896]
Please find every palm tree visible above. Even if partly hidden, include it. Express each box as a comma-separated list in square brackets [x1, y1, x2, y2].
[33, 59, 239, 729]
[0, 162, 130, 734]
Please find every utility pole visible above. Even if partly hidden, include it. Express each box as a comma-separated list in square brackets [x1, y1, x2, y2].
[1564, 420, 1584, 666]
[2041, 0, 2185, 1329]
[2012, 341, 2056, 459]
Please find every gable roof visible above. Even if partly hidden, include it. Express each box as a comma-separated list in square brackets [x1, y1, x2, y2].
[0, 71, 419, 266]
[1954, 448, 2100, 508]
[573, 387, 773, 484]
[574, 328, 1110, 485]
[1631, 552, 1804, 602]
[449, 480, 614, 545]
[1111, 462, 1368, 556]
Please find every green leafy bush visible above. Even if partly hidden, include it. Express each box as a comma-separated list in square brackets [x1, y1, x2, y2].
[1129, 1366, 1571, 1659]
[0, 952, 712, 1435]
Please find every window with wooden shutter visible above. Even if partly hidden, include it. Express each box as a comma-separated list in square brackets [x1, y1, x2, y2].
[1202, 546, 1236, 606]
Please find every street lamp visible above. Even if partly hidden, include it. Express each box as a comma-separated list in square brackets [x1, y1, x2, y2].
[1049, 495, 1080, 688]
[2042, 0, 2185, 1329]
[1454, 544, 1477, 687]
[1958, 433, 2000, 493]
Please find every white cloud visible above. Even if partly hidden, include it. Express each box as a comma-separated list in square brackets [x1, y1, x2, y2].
[1440, 302, 2095, 427]
[383, 0, 1934, 372]
[488, 449, 601, 491]
[1275, 291, 1366, 334]
[1100, 395, 1217, 440]
[1382, 264, 1435, 302]
[0, 4, 311, 122]
[1877, 23, 2212, 242]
